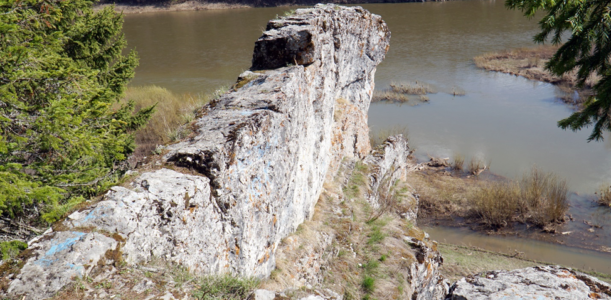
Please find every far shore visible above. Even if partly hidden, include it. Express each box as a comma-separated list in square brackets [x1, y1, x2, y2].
[96, 0, 451, 14]
[94, 1, 254, 14]
[474, 46, 598, 108]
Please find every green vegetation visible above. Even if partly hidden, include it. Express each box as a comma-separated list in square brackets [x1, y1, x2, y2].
[361, 276, 375, 293]
[506, 0, 611, 141]
[192, 275, 260, 300]
[0, 0, 152, 223]
[0, 240, 27, 260]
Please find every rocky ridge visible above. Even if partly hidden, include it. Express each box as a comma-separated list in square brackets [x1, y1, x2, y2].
[2, 4, 611, 300]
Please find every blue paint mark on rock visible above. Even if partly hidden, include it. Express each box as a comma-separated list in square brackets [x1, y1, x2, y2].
[33, 232, 86, 267]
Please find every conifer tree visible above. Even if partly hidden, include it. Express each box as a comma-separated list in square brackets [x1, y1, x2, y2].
[0, 0, 153, 223]
[507, 0, 611, 141]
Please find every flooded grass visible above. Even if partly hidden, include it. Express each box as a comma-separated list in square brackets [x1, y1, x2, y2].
[471, 182, 520, 228]
[411, 163, 568, 229]
[451, 154, 464, 171]
[519, 167, 568, 227]
[468, 157, 486, 176]
[371, 81, 436, 105]
[596, 184, 611, 207]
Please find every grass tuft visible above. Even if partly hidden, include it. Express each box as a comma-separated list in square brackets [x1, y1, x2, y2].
[192, 274, 259, 300]
[361, 276, 375, 293]
[597, 184, 611, 206]
[471, 182, 520, 227]
[452, 154, 464, 171]
[469, 166, 568, 228]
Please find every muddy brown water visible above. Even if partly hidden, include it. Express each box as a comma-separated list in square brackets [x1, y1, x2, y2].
[122, 0, 611, 272]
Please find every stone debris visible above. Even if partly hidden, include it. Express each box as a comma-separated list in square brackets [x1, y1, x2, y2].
[446, 265, 611, 300]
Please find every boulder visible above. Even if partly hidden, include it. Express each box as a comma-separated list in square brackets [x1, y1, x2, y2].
[447, 265, 611, 300]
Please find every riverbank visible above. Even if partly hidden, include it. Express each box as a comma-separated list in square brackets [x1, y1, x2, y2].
[95, 1, 252, 14]
[407, 156, 611, 255]
[474, 46, 598, 108]
[438, 243, 611, 284]
[96, 0, 451, 14]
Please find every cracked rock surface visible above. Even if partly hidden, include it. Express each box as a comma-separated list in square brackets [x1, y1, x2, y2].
[447, 265, 611, 300]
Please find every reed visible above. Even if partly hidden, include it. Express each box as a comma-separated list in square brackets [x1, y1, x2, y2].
[519, 167, 568, 226]
[471, 182, 520, 228]
[597, 184, 611, 207]
[452, 154, 464, 171]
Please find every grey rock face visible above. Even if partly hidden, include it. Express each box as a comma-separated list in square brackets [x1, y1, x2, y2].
[162, 3, 389, 278]
[3, 5, 390, 299]
[7, 231, 118, 300]
[447, 265, 611, 300]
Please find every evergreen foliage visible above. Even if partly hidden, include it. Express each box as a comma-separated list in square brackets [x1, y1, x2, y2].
[0, 0, 153, 223]
[506, 0, 611, 141]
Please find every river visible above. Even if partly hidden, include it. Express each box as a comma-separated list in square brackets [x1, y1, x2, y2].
[122, 0, 611, 274]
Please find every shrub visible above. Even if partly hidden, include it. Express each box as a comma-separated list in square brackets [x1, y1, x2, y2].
[0, 240, 27, 261]
[0, 0, 152, 223]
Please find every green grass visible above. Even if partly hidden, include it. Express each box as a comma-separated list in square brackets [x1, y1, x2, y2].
[192, 275, 260, 300]
[361, 276, 375, 293]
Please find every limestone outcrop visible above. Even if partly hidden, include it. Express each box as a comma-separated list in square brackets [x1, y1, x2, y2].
[2, 4, 391, 299]
[446, 266, 611, 300]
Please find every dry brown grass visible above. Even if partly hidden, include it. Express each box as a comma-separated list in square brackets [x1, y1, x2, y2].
[371, 81, 436, 104]
[389, 81, 436, 95]
[471, 182, 520, 227]
[468, 157, 486, 176]
[409, 163, 568, 229]
[451, 154, 464, 171]
[369, 126, 409, 148]
[262, 159, 429, 300]
[519, 167, 568, 226]
[120, 86, 215, 164]
[474, 45, 598, 108]
[597, 184, 611, 207]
